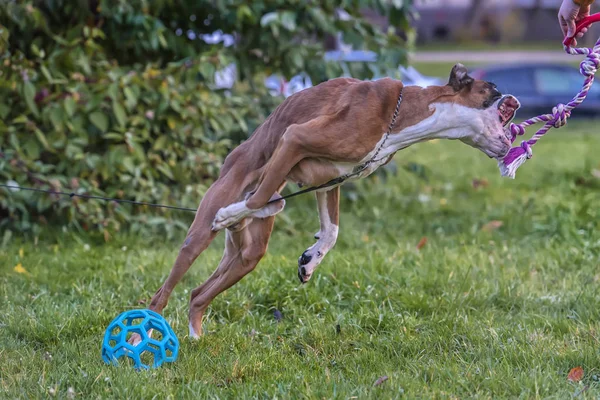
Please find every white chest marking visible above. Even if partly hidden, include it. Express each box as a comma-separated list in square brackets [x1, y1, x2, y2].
[334, 102, 483, 179]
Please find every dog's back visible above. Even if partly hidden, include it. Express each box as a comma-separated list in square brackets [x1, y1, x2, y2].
[220, 77, 402, 179]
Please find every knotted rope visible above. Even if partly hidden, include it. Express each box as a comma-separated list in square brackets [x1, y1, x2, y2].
[498, 31, 600, 178]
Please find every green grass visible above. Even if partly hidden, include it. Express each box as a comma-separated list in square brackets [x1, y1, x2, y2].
[2, 121, 600, 399]
[412, 62, 462, 78]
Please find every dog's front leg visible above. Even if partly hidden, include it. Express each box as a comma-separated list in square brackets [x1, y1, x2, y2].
[298, 186, 339, 283]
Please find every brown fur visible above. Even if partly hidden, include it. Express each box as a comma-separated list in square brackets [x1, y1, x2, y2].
[129, 64, 514, 340]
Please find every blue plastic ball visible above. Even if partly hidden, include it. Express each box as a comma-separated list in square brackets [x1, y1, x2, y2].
[101, 309, 179, 370]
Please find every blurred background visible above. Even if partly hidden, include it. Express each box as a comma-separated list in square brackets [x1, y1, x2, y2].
[0, 0, 598, 237]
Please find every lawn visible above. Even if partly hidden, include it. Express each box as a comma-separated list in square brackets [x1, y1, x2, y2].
[1, 120, 600, 399]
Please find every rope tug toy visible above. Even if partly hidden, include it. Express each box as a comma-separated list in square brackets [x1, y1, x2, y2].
[498, 13, 600, 179]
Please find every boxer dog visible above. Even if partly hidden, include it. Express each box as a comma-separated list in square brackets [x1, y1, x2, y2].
[133, 63, 520, 340]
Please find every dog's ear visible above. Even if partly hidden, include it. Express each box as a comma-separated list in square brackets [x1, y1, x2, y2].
[448, 63, 474, 91]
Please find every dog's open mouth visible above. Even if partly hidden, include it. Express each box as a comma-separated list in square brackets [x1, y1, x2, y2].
[498, 95, 519, 126]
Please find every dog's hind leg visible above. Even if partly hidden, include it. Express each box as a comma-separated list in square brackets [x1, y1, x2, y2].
[128, 179, 238, 345]
[212, 128, 306, 231]
[188, 215, 275, 338]
[297, 186, 340, 283]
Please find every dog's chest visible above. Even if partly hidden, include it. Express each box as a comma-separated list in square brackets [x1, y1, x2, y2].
[332, 135, 402, 181]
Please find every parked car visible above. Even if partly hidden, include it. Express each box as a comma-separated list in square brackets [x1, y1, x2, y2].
[470, 63, 600, 118]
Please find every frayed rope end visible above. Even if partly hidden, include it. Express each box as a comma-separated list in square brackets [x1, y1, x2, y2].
[498, 142, 532, 179]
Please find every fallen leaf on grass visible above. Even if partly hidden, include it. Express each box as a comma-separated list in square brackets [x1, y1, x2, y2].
[568, 366, 584, 382]
[373, 376, 389, 387]
[472, 178, 489, 189]
[416, 237, 427, 250]
[481, 220, 503, 232]
[14, 263, 29, 275]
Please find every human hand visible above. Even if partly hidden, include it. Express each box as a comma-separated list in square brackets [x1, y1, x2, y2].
[558, 0, 591, 46]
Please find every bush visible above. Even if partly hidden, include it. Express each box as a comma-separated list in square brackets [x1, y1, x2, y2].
[0, 0, 414, 238]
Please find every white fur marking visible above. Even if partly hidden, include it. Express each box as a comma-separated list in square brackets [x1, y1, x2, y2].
[189, 322, 200, 339]
[251, 199, 286, 218]
[212, 200, 252, 231]
[335, 100, 505, 178]
[299, 192, 339, 279]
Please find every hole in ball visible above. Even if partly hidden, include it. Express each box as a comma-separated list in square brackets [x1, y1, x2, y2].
[111, 325, 122, 336]
[140, 350, 156, 367]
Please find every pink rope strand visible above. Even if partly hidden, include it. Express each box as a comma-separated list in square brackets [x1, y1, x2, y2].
[497, 39, 600, 178]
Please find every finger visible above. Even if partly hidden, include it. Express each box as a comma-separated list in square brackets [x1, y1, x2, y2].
[566, 19, 576, 37]
[575, 26, 588, 40]
[559, 16, 568, 36]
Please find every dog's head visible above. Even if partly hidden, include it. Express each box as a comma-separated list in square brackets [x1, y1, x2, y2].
[442, 63, 520, 159]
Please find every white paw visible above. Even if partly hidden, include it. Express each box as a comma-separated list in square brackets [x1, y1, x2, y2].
[251, 199, 286, 218]
[297, 247, 324, 283]
[189, 322, 200, 340]
[212, 201, 251, 231]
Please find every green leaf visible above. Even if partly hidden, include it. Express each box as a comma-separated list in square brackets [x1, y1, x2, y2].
[289, 51, 304, 70]
[108, 83, 119, 102]
[280, 11, 297, 31]
[0, 103, 9, 120]
[49, 106, 64, 131]
[34, 128, 51, 150]
[64, 96, 76, 117]
[23, 82, 39, 117]
[158, 31, 167, 48]
[199, 63, 216, 82]
[90, 111, 109, 132]
[113, 102, 127, 128]
[40, 65, 53, 82]
[236, 5, 256, 23]
[308, 8, 334, 33]
[122, 157, 135, 173]
[124, 87, 138, 109]
[260, 12, 278, 27]
[153, 135, 168, 150]
[156, 164, 174, 180]
[23, 138, 41, 159]
[103, 132, 124, 141]
[12, 115, 28, 124]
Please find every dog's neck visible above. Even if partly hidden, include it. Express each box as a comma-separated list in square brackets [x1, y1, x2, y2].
[372, 85, 482, 159]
